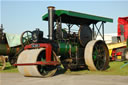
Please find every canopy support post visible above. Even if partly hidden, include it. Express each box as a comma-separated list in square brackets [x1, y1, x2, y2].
[92, 24, 95, 40]
[93, 21, 105, 41]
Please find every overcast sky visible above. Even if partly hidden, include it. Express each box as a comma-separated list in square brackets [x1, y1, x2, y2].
[1, 0, 128, 37]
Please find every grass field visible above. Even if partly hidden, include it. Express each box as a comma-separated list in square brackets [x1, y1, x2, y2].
[67, 61, 128, 76]
[0, 62, 18, 73]
[0, 61, 128, 76]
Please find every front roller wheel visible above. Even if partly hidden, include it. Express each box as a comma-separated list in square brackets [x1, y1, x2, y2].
[84, 40, 109, 71]
[17, 48, 57, 77]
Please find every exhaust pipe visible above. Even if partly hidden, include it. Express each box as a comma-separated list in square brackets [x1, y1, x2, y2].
[47, 6, 55, 40]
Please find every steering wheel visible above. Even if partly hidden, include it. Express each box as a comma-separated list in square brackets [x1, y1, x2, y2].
[20, 31, 33, 47]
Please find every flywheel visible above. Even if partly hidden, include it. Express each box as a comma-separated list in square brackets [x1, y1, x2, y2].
[17, 48, 57, 77]
[84, 40, 109, 71]
[78, 25, 92, 47]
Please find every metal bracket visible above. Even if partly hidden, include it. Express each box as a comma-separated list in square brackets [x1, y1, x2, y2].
[92, 21, 105, 41]
[24, 43, 52, 62]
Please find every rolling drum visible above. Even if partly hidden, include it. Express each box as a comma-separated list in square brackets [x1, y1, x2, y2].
[17, 48, 57, 77]
[84, 40, 109, 71]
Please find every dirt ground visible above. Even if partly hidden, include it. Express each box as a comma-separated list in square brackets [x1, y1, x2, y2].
[0, 73, 128, 85]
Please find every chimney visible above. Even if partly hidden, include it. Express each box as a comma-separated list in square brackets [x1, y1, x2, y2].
[47, 6, 55, 40]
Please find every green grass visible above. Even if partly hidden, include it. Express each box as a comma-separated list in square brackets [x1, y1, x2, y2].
[67, 61, 128, 76]
[0, 61, 128, 76]
[0, 62, 18, 73]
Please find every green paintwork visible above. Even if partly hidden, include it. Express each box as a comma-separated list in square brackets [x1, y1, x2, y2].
[71, 45, 77, 53]
[0, 44, 21, 56]
[0, 44, 8, 55]
[43, 10, 113, 24]
[93, 50, 98, 61]
[59, 43, 69, 54]
[41, 58, 45, 62]
[58, 42, 77, 55]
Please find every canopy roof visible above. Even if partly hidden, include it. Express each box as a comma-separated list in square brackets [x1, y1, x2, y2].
[42, 10, 113, 25]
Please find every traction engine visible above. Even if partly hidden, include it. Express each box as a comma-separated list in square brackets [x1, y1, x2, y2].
[14, 6, 113, 77]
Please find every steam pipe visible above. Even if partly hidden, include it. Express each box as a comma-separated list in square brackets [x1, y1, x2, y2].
[47, 6, 55, 40]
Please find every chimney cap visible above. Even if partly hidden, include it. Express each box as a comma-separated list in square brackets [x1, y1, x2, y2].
[47, 6, 55, 9]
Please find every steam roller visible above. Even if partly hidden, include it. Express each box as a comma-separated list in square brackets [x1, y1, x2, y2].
[14, 6, 113, 77]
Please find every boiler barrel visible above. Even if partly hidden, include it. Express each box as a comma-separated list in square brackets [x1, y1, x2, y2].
[58, 42, 78, 55]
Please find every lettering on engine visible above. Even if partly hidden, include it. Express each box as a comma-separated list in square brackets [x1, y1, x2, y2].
[31, 44, 40, 48]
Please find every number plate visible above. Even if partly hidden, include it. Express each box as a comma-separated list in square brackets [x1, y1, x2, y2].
[31, 44, 40, 48]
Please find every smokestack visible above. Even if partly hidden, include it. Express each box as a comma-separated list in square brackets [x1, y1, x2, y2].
[47, 6, 55, 40]
[0, 24, 3, 30]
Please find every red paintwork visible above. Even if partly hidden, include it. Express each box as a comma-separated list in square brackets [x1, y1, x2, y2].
[116, 52, 122, 56]
[14, 43, 60, 66]
[111, 47, 125, 61]
[118, 17, 128, 40]
[111, 49, 116, 61]
[14, 61, 60, 66]
[24, 43, 52, 62]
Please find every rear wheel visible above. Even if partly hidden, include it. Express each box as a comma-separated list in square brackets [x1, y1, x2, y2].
[84, 40, 109, 71]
